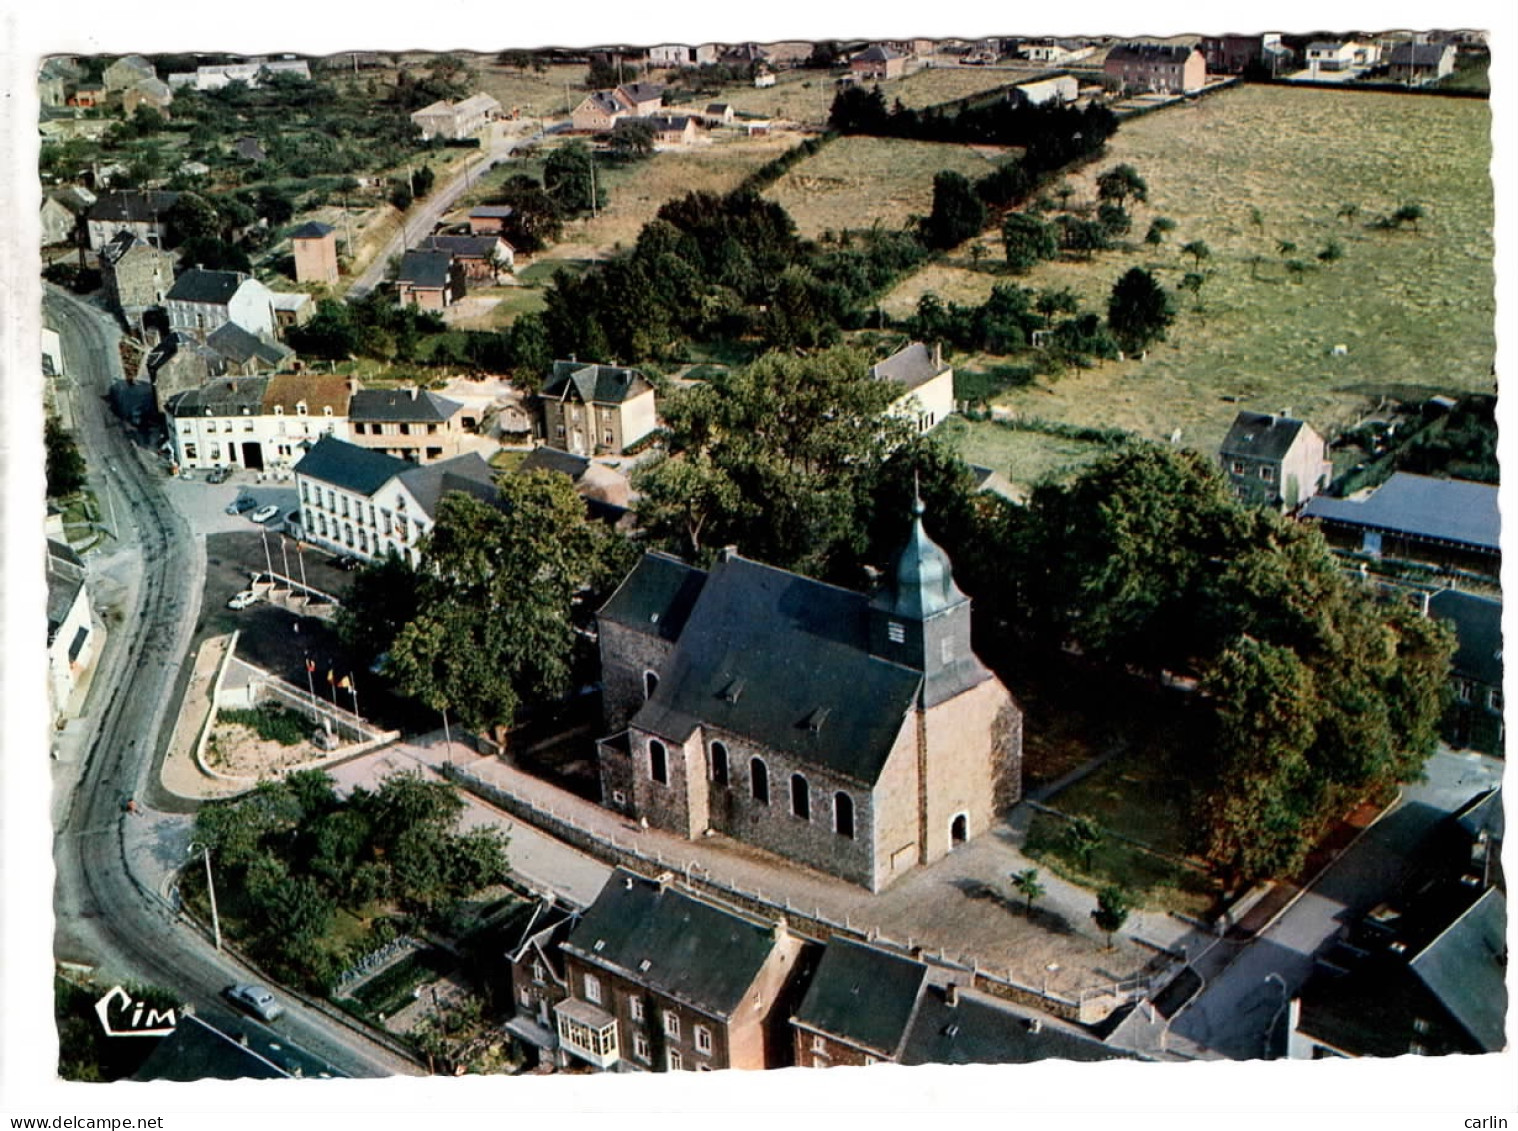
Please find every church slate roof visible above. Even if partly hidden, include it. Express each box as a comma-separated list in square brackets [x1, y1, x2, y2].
[544, 360, 652, 406]
[629, 553, 923, 784]
[598, 552, 708, 643]
[1219, 411, 1310, 462]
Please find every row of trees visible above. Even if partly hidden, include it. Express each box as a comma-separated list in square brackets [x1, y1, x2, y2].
[190, 769, 510, 990]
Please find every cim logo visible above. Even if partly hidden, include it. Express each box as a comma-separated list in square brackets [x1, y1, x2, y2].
[94, 985, 178, 1038]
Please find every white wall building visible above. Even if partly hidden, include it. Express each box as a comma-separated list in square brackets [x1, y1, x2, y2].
[871, 341, 955, 434]
[165, 268, 278, 342]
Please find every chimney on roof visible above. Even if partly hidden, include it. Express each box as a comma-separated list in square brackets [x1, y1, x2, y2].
[1027, 1017, 1042, 1034]
[945, 984, 960, 1008]
[410, 386, 419, 401]
[623, 875, 635, 890]
[719, 545, 739, 562]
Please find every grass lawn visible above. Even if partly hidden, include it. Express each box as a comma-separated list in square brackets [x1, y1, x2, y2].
[939, 416, 1111, 492]
[886, 85, 1496, 454]
[1024, 810, 1216, 916]
[762, 134, 1003, 238]
[489, 449, 529, 472]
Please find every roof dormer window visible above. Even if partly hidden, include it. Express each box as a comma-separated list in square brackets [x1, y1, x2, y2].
[297, 402, 308, 416]
[274, 405, 284, 415]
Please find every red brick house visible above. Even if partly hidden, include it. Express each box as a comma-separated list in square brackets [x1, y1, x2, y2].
[852, 44, 908, 80]
[553, 869, 811, 1072]
[503, 898, 578, 1065]
[395, 249, 465, 310]
[1104, 43, 1207, 94]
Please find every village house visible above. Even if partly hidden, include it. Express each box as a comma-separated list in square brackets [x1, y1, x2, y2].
[166, 59, 311, 91]
[1388, 42, 1457, 84]
[1427, 590, 1503, 756]
[646, 44, 720, 68]
[1217, 411, 1333, 512]
[410, 93, 502, 140]
[503, 898, 578, 1064]
[205, 323, 293, 377]
[572, 90, 627, 132]
[98, 231, 174, 327]
[293, 434, 498, 566]
[47, 539, 96, 723]
[1199, 33, 1288, 74]
[851, 45, 909, 80]
[86, 190, 179, 251]
[164, 267, 278, 341]
[68, 82, 105, 110]
[1008, 74, 1079, 108]
[416, 234, 514, 282]
[1104, 43, 1207, 94]
[594, 493, 1022, 892]
[270, 291, 315, 333]
[290, 221, 340, 286]
[518, 446, 633, 525]
[537, 360, 657, 456]
[163, 371, 340, 474]
[102, 54, 156, 93]
[791, 937, 1125, 1068]
[39, 190, 92, 248]
[147, 333, 228, 403]
[552, 869, 812, 1072]
[347, 387, 468, 464]
[1304, 40, 1380, 73]
[38, 58, 73, 107]
[395, 249, 466, 311]
[467, 205, 515, 236]
[614, 82, 667, 116]
[1017, 39, 1096, 65]
[703, 102, 734, 126]
[121, 78, 174, 117]
[1301, 472, 1500, 577]
[871, 341, 954, 434]
[640, 115, 698, 146]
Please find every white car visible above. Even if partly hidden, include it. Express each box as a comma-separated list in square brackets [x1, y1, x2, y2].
[250, 504, 280, 524]
[225, 983, 284, 1023]
[227, 590, 258, 610]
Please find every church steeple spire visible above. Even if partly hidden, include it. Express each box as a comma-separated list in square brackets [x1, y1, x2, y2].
[881, 480, 967, 622]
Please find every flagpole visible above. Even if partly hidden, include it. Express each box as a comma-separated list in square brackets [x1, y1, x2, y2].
[347, 674, 359, 720]
[304, 656, 328, 733]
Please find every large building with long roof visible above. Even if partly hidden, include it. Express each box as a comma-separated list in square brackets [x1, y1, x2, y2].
[594, 494, 1022, 891]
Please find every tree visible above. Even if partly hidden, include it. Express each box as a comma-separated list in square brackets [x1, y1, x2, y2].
[1063, 816, 1103, 872]
[609, 118, 657, 161]
[1001, 212, 1059, 272]
[544, 141, 605, 215]
[1284, 258, 1309, 284]
[922, 170, 986, 251]
[1181, 239, 1211, 270]
[632, 450, 744, 560]
[1091, 886, 1132, 948]
[1336, 203, 1360, 224]
[1317, 238, 1344, 267]
[1095, 163, 1148, 209]
[1010, 867, 1045, 914]
[1249, 206, 1265, 234]
[1035, 286, 1079, 327]
[1390, 203, 1425, 231]
[165, 192, 220, 246]
[176, 236, 251, 273]
[45, 415, 87, 498]
[1143, 216, 1176, 246]
[1180, 270, 1207, 310]
[412, 164, 436, 199]
[384, 474, 621, 735]
[1106, 267, 1174, 355]
[1057, 216, 1109, 260]
[335, 550, 424, 666]
[1096, 202, 1131, 239]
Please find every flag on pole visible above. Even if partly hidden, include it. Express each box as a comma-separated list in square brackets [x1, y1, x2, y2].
[306, 658, 315, 673]
[338, 675, 352, 690]
[327, 669, 335, 684]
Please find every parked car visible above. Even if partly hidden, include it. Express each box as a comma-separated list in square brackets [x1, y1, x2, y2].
[225, 496, 257, 515]
[207, 467, 231, 485]
[329, 554, 360, 572]
[225, 983, 284, 1023]
[227, 590, 258, 610]
[250, 504, 280, 524]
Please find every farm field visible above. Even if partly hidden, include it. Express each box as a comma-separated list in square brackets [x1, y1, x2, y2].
[883, 84, 1496, 454]
[762, 135, 1001, 238]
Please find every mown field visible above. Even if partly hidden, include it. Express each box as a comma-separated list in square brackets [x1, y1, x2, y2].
[762, 134, 1002, 238]
[937, 417, 1110, 494]
[883, 85, 1497, 455]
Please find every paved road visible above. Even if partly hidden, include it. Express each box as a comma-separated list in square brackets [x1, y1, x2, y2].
[44, 287, 421, 1079]
[1167, 746, 1503, 1059]
[346, 124, 547, 300]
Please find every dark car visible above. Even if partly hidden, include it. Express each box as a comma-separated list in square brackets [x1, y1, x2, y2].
[225, 496, 257, 515]
[329, 554, 361, 572]
[207, 467, 231, 485]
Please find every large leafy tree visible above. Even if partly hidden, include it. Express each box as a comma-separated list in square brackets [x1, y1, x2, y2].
[45, 415, 86, 498]
[385, 473, 625, 734]
[922, 170, 987, 250]
[1001, 212, 1059, 272]
[543, 141, 606, 215]
[1095, 163, 1148, 210]
[1106, 266, 1174, 354]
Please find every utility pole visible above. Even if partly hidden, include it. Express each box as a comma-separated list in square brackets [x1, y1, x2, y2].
[589, 157, 598, 219]
[198, 844, 222, 951]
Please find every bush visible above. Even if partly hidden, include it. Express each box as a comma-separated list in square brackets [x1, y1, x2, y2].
[219, 703, 310, 746]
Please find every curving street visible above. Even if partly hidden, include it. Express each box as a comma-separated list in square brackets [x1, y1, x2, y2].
[45, 286, 422, 1079]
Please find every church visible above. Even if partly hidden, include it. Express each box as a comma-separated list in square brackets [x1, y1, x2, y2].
[594, 496, 1022, 891]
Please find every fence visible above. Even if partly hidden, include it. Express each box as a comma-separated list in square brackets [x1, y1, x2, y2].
[437, 762, 1171, 1023]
